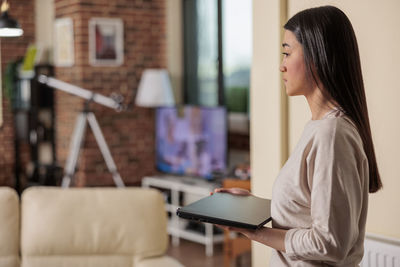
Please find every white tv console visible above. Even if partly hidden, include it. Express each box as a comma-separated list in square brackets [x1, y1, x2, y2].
[141, 175, 224, 256]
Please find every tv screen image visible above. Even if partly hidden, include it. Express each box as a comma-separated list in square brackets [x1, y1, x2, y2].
[156, 106, 227, 180]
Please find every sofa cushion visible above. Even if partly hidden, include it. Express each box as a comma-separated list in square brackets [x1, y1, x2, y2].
[19, 255, 185, 267]
[21, 187, 169, 266]
[19, 255, 133, 267]
[0, 187, 20, 267]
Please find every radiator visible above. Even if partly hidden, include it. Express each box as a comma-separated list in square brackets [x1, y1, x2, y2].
[361, 233, 400, 267]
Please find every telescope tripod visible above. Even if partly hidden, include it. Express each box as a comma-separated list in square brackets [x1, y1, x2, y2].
[61, 106, 125, 188]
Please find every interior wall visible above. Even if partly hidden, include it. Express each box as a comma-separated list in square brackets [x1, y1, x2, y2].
[35, 0, 54, 63]
[53, 0, 167, 186]
[166, 0, 183, 104]
[251, 0, 286, 265]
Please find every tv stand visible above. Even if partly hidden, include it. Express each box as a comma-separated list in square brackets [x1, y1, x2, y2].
[142, 175, 224, 256]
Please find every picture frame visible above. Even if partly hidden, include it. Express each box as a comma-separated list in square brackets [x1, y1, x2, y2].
[53, 17, 75, 67]
[89, 18, 124, 66]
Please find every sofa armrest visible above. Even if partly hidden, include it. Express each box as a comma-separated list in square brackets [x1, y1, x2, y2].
[134, 255, 184, 267]
[0, 187, 20, 267]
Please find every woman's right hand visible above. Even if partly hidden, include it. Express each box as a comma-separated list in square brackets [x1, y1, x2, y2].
[213, 187, 252, 196]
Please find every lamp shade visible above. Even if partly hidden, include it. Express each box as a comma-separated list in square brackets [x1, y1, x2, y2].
[0, 1, 23, 37]
[135, 69, 175, 107]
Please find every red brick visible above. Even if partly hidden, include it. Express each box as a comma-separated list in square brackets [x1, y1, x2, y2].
[0, 0, 34, 187]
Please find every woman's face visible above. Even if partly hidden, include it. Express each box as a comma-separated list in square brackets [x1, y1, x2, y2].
[280, 30, 313, 96]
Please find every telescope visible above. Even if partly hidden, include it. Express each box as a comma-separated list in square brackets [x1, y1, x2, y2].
[38, 75, 123, 111]
[38, 75, 125, 188]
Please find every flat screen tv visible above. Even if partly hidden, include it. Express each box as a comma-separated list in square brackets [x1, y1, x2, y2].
[155, 106, 227, 180]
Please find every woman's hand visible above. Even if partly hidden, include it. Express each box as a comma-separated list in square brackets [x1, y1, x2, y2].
[212, 187, 287, 252]
[215, 224, 256, 239]
[212, 187, 254, 237]
[212, 187, 252, 196]
[216, 225, 287, 252]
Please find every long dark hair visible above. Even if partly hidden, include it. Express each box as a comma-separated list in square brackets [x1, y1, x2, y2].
[284, 6, 382, 193]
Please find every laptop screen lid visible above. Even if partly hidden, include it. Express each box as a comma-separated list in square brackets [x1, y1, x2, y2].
[176, 192, 271, 229]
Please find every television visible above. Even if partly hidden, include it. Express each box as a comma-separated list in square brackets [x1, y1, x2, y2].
[155, 106, 227, 180]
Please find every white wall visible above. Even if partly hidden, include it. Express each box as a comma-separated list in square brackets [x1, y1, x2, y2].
[251, 0, 287, 265]
[252, 0, 400, 266]
[35, 0, 54, 63]
[166, 0, 183, 104]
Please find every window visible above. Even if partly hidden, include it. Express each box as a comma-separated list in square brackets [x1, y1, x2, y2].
[183, 0, 252, 114]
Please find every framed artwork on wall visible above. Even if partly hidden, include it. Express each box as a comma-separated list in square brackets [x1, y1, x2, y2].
[54, 17, 75, 67]
[89, 18, 124, 66]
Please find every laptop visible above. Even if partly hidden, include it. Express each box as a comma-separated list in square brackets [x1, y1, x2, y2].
[176, 192, 271, 229]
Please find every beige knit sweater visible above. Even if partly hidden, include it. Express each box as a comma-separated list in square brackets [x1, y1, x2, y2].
[270, 109, 369, 266]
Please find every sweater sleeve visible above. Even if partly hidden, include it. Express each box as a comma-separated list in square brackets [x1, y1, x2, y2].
[284, 120, 368, 263]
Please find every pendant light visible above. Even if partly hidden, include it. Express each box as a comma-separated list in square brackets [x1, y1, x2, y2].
[0, 0, 23, 37]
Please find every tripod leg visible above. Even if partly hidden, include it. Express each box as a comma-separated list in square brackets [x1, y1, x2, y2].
[62, 113, 88, 188]
[86, 112, 125, 188]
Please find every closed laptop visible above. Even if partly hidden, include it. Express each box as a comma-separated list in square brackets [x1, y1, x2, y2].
[176, 192, 271, 229]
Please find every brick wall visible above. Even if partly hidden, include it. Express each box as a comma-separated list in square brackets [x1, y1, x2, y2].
[55, 0, 166, 186]
[0, 99, 15, 186]
[0, 0, 35, 186]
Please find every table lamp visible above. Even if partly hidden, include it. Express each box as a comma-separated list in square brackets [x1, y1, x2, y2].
[135, 69, 175, 107]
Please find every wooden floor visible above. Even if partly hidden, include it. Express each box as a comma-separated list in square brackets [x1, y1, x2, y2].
[166, 237, 251, 267]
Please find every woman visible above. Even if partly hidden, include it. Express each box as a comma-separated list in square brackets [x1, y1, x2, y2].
[215, 5, 382, 266]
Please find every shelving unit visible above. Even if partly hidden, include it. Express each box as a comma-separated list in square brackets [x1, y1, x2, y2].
[142, 175, 224, 256]
[13, 64, 59, 191]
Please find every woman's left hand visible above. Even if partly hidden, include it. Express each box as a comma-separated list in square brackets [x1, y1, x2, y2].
[216, 225, 287, 252]
[215, 224, 256, 239]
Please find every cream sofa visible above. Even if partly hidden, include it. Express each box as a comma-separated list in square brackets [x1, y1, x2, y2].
[0, 186, 184, 267]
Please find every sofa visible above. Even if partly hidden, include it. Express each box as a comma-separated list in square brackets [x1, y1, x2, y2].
[0, 186, 184, 267]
